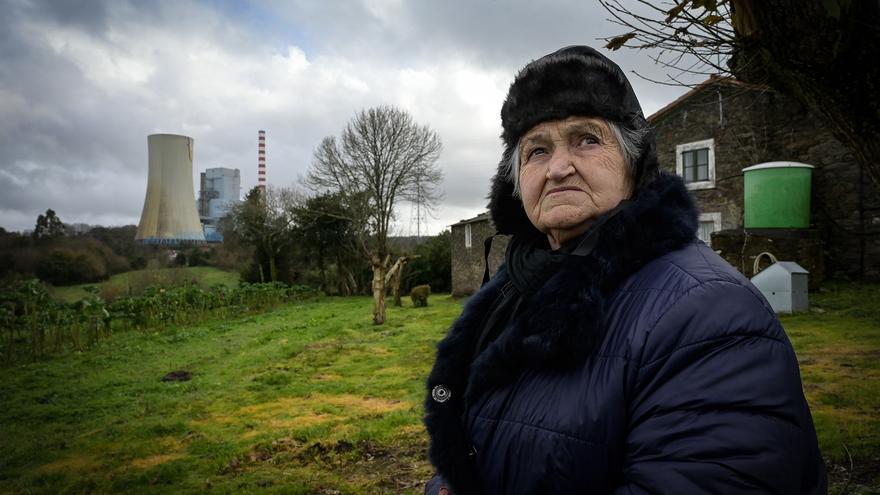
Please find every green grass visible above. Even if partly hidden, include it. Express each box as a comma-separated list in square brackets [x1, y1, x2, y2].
[0, 295, 459, 494]
[780, 281, 880, 494]
[1, 282, 878, 494]
[50, 267, 240, 303]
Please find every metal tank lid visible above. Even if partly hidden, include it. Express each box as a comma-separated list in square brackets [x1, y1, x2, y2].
[742, 161, 815, 172]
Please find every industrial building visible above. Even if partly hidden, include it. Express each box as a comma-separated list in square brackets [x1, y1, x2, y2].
[135, 134, 206, 245]
[198, 167, 241, 242]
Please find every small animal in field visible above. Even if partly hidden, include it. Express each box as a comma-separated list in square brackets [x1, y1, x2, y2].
[410, 285, 431, 307]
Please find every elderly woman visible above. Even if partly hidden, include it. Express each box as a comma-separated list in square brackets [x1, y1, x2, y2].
[423, 46, 827, 494]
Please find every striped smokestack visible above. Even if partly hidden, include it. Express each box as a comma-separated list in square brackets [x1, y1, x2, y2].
[258, 130, 266, 192]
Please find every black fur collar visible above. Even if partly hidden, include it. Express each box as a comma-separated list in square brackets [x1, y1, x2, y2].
[423, 172, 698, 494]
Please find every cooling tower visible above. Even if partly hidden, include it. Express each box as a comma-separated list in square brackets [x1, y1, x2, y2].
[135, 134, 206, 244]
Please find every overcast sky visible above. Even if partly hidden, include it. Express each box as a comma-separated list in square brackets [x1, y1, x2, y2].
[0, 0, 702, 235]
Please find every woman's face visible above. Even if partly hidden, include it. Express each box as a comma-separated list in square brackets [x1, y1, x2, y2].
[518, 116, 632, 249]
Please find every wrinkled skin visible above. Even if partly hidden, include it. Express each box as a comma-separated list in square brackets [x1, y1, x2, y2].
[518, 116, 632, 249]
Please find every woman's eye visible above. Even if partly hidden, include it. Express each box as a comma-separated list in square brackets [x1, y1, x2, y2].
[526, 147, 547, 160]
[578, 135, 600, 146]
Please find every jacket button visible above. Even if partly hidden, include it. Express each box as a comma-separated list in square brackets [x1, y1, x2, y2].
[431, 384, 451, 403]
[468, 445, 477, 458]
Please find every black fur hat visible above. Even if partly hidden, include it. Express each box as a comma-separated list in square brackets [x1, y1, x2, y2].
[489, 45, 659, 237]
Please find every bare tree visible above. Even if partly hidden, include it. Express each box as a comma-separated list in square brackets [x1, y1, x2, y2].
[600, 0, 880, 186]
[306, 106, 443, 325]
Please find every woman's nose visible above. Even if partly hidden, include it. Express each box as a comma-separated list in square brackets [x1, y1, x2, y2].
[546, 149, 575, 180]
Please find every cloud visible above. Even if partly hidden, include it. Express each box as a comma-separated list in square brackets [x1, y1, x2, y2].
[0, 0, 698, 234]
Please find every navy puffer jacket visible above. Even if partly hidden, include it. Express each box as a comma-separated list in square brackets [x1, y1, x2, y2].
[424, 173, 826, 494]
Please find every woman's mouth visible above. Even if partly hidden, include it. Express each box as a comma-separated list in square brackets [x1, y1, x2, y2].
[547, 186, 582, 195]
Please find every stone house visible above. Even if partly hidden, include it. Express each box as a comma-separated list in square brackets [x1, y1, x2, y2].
[650, 76, 879, 281]
[450, 213, 508, 297]
[450, 76, 879, 295]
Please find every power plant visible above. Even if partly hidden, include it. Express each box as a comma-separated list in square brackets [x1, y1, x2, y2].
[135, 134, 206, 245]
[198, 167, 241, 242]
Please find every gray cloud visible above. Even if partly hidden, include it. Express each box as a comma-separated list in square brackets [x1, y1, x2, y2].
[0, 0, 703, 234]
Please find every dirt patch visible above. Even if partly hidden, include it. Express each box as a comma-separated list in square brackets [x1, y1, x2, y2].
[826, 449, 880, 495]
[237, 433, 433, 490]
[161, 370, 192, 382]
[314, 373, 341, 381]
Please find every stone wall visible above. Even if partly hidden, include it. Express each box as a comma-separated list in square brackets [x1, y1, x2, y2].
[712, 229, 825, 290]
[450, 218, 509, 297]
[651, 80, 880, 279]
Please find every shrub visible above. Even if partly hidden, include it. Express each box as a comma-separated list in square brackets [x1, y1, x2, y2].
[36, 250, 105, 285]
[403, 231, 451, 293]
[410, 284, 431, 307]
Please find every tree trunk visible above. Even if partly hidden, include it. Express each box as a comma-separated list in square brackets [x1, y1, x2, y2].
[384, 255, 416, 307]
[317, 246, 326, 292]
[392, 268, 403, 307]
[391, 259, 409, 307]
[348, 270, 358, 296]
[269, 254, 278, 282]
[371, 255, 389, 325]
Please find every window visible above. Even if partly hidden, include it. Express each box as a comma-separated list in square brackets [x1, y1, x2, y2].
[464, 223, 472, 249]
[698, 212, 722, 247]
[675, 139, 715, 190]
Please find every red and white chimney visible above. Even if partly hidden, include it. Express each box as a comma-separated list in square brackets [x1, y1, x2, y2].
[258, 130, 266, 192]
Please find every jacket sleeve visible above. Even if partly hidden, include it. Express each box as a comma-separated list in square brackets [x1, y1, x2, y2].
[613, 280, 826, 495]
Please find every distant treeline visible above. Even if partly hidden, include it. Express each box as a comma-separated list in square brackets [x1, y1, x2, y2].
[1, 206, 451, 296]
[1, 224, 154, 286]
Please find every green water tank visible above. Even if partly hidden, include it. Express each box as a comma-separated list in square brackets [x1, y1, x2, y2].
[743, 162, 814, 229]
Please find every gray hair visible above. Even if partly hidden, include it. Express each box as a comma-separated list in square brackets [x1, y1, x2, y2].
[505, 120, 648, 198]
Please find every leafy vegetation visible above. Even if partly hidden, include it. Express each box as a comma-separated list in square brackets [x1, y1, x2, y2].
[0, 277, 314, 365]
[224, 187, 299, 285]
[291, 192, 365, 296]
[0, 283, 876, 493]
[1, 216, 162, 286]
[402, 230, 451, 294]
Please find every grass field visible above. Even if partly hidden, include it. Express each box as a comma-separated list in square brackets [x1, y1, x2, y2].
[1, 283, 878, 494]
[50, 267, 240, 303]
[781, 282, 880, 493]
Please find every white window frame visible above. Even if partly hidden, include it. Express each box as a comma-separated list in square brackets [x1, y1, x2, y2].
[698, 212, 722, 247]
[464, 223, 472, 249]
[676, 138, 716, 190]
